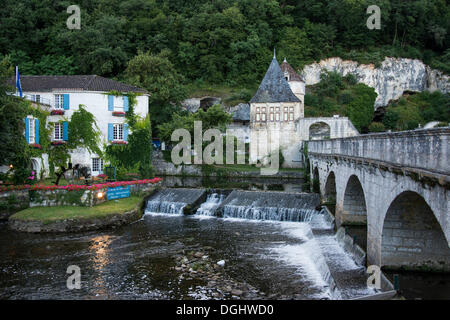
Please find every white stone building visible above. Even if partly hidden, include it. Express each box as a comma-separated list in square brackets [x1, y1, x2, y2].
[249, 54, 359, 168]
[19, 75, 149, 177]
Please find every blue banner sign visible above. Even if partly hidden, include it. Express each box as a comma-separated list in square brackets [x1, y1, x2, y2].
[107, 185, 131, 200]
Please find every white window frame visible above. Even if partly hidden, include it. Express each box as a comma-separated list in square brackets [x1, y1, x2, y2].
[54, 122, 63, 141]
[28, 117, 35, 144]
[113, 123, 124, 141]
[92, 158, 104, 174]
[290, 113, 294, 121]
[54, 94, 64, 109]
[284, 113, 288, 121]
[275, 113, 280, 121]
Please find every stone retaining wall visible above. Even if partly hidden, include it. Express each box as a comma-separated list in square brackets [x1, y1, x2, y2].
[0, 182, 159, 220]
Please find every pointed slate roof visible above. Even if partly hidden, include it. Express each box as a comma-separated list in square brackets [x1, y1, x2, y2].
[250, 57, 300, 103]
[281, 58, 304, 82]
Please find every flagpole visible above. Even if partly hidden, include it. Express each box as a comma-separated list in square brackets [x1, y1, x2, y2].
[15, 66, 18, 97]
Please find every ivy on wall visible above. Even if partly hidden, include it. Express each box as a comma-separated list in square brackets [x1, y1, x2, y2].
[104, 91, 153, 179]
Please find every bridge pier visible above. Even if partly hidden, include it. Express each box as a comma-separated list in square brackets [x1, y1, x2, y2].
[308, 129, 450, 272]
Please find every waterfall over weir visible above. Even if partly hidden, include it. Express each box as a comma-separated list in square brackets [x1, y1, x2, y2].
[216, 190, 321, 222]
[196, 193, 226, 216]
[145, 188, 206, 215]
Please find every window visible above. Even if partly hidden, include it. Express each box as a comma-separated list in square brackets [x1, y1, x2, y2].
[28, 118, 35, 144]
[284, 112, 288, 121]
[276, 107, 280, 112]
[290, 107, 294, 112]
[262, 107, 266, 113]
[270, 113, 274, 121]
[261, 113, 266, 122]
[54, 123, 63, 140]
[270, 107, 274, 112]
[113, 123, 124, 140]
[290, 113, 294, 121]
[256, 107, 260, 112]
[256, 114, 261, 122]
[275, 113, 280, 121]
[55, 94, 64, 109]
[92, 158, 104, 173]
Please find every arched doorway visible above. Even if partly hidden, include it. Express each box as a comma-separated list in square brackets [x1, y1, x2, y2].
[309, 122, 331, 140]
[323, 172, 336, 215]
[381, 191, 450, 271]
[341, 175, 367, 225]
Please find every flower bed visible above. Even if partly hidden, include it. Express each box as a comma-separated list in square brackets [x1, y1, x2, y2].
[30, 144, 42, 149]
[0, 178, 162, 193]
[50, 110, 65, 115]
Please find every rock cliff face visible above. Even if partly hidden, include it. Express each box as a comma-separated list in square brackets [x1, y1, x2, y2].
[301, 57, 449, 108]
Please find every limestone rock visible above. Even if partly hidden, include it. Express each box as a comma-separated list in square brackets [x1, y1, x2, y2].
[301, 57, 450, 108]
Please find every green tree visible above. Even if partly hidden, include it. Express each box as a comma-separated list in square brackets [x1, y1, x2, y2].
[158, 104, 232, 144]
[345, 84, 378, 132]
[125, 50, 187, 137]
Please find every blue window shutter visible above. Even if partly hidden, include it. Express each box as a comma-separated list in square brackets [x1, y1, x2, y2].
[108, 95, 114, 111]
[25, 118, 30, 144]
[35, 118, 39, 144]
[123, 96, 129, 112]
[108, 123, 114, 141]
[124, 124, 129, 141]
[63, 94, 70, 110]
[63, 121, 69, 141]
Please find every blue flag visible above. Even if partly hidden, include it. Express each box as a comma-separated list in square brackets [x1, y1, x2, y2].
[16, 66, 23, 97]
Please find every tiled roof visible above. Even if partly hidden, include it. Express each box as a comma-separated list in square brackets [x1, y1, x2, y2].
[281, 59, 304, 82]
[10, 75, 148, 93]
[250, 57, 300, 104]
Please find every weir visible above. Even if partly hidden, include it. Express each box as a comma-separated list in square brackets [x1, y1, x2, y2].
[145, 188, 206, 215]
[216, 190, 321, 222]
[196, 193, 226, 216]
[142, 188, 392, 299]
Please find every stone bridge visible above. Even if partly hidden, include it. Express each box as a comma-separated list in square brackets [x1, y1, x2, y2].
[307, 128, 450, 272]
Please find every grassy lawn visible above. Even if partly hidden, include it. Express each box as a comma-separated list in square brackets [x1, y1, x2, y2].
[11, 197, 142, 224]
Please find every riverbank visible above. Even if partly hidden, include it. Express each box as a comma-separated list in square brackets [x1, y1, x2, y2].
[8, 196, 145, 233]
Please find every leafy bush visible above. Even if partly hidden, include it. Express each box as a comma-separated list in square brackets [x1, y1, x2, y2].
[368, 122, 385, 132]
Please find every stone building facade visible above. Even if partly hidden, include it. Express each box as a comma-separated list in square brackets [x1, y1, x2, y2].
[249, 54, 359, 168]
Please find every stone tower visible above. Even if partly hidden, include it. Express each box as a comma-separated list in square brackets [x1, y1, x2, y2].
[249, 53, 303, 167]
[281, 58, 305, 113]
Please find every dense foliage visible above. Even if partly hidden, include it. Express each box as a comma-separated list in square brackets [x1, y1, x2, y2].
[305, 72, 377, 132]
[380, 91, 450, 131]
[104, 93, 153, 179]
[158, 104, 233, 144]
[0, 0, 448, 87]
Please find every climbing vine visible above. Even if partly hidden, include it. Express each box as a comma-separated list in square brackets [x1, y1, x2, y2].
[104, 91, 153, 179]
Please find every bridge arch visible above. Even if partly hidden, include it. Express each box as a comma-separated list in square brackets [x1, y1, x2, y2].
[323, 172, 337, 215]
[308, 122, 331, 140]
[381, 191, 450, 271]
[341, 175, 367, 225]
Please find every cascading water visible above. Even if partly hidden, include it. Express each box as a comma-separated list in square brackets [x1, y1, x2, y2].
[196, 193, 225, 216]
[145, 188, 206, 215]
[217, 190, 321, 222]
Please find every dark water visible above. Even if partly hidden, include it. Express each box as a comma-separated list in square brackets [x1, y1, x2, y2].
[344, 225, 450, 300]
[160, 176, 304, 193]
[0, 217, 335, 300]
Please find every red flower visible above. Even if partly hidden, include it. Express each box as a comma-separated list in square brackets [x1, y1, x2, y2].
[50, 110, 65, 115]
[51, 141, 66, 146]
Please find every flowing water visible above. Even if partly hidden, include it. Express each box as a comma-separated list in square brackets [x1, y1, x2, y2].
[196, 193, 226, 216]
[0, 186, 377, 300]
